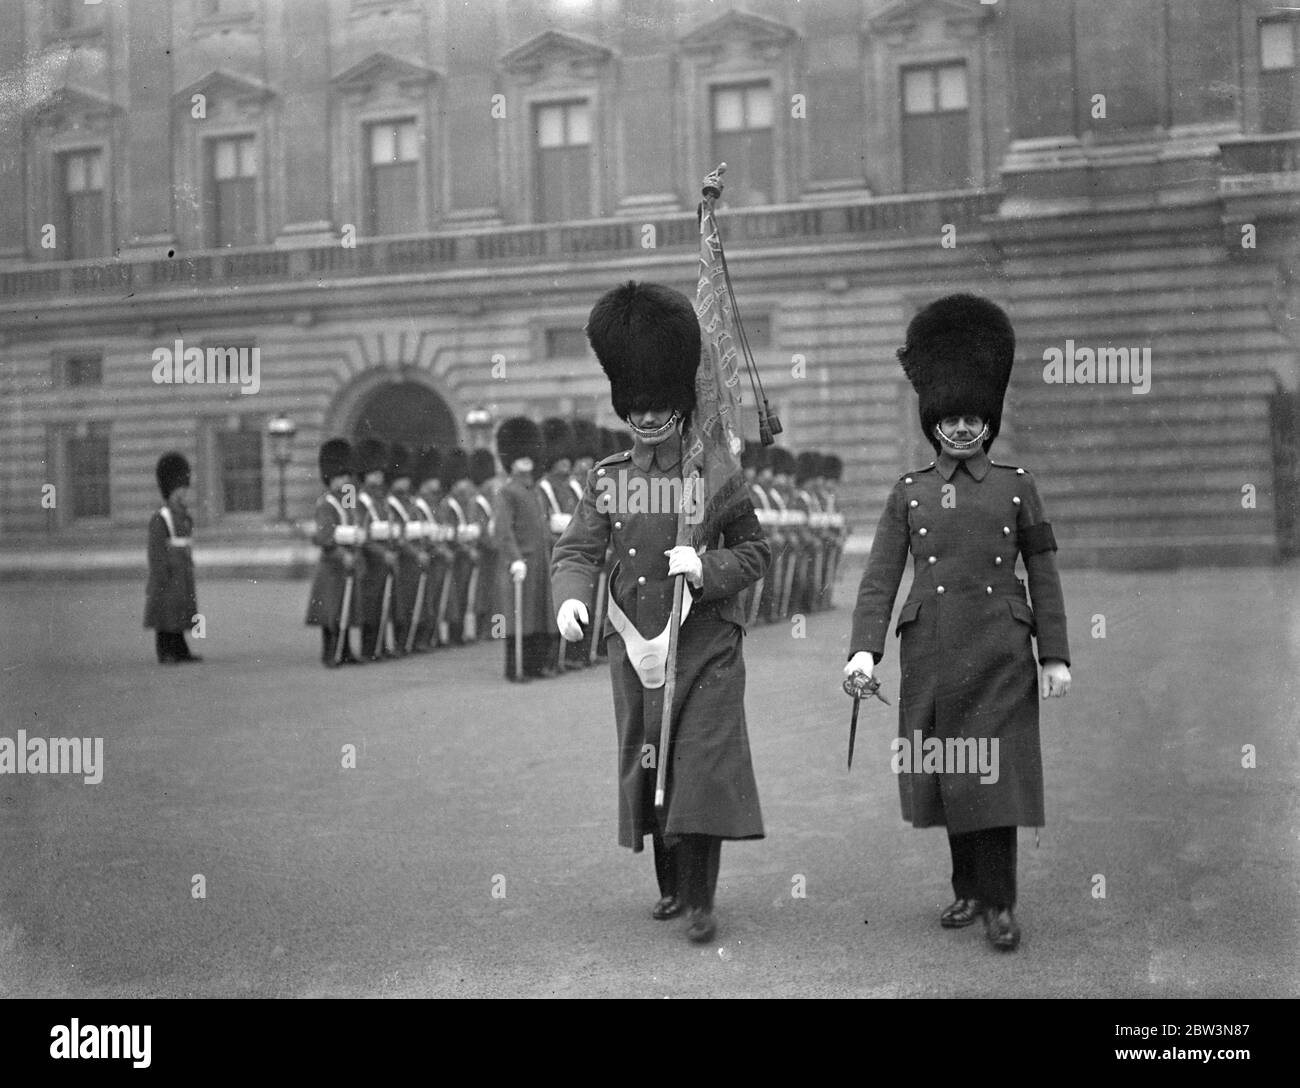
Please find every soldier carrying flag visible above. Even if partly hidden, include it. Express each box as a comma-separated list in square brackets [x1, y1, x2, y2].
[552, 166, 772, 945]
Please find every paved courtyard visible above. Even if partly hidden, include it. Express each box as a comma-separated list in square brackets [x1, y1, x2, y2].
[1, 565, 1296, 997]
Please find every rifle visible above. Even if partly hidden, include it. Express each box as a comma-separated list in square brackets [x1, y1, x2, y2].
[378, 570, 395, 656]
[513, 574, 524, 681]
[333, 572, 354, 666]
[405, 567, 428, 654]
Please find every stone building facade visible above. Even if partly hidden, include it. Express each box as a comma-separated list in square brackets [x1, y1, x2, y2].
[0, 0, 1296, 566]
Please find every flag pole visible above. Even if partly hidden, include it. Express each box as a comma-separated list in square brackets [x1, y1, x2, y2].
[655, 168, 729, 813]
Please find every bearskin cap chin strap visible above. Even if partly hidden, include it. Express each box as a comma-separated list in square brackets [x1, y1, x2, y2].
[627, 411, 680, 444]
[933, 422, 990, 453]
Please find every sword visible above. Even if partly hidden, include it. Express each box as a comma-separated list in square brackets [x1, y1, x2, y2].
[588, 568, 607, 665]
[842, 672, 890, 771]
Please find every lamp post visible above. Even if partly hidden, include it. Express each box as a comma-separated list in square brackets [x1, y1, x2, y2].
[465, 405, 493, 451]
[267, 413, 297, 523]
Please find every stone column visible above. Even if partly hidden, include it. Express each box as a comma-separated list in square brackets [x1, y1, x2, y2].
[124, 0, 175, 253]
[276, 0, 334, 243]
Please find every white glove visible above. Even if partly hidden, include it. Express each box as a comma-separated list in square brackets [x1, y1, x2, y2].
[509, 560, 527, 583]
[557, 599, 589, 642]
[664, 545, 703, 588]
[843, 651, 874, 680]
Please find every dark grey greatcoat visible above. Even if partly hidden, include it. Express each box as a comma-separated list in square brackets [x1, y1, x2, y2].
[143, 501, 197, 632]
[305, 488, 358, 628]
[849, 449, 1070, 834]
[492, 471, 556, 637]
[551, 436, 770, 850]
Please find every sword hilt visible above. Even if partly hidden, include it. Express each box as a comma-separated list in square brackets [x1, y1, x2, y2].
[843, 672, 890, 705]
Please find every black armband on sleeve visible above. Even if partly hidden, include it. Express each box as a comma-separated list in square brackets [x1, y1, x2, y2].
[1018, 521, 1058, 557]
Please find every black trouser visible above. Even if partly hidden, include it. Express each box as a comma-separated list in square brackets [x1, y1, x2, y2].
[948, 826, 1017, 909]
[155, 631, 194, 662]
[653, 833, 722, 912]
[504, 632, 552, 678]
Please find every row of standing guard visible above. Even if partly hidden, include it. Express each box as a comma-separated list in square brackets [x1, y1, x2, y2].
[305, 422, 849, 669]
[739, 444, 848, 626]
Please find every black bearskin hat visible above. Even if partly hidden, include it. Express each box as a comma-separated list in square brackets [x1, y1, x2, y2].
[496, 417, 542, 471]
[585, 281, 700, 422]
[821, 454, 843, 482]
[768, 446, 796, 478]
[540, 417, 574, 471]
[795, 451, 821, 485]
[441, 447, 470, 491]
[570, 418, 600, 463]
[469, 448, 498, 486]
[156, 451, 191, 498]
[353, 438, 388, 478]
[740, 441, 763, 472]
[387, 443, 417, 485]
[318, 438, 352, 485]
[897, 294, 1015, 455]
[413, 447, 441, 487]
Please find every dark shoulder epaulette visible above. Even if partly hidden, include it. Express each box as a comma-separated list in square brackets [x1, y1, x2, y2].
[988, 459, 1029, 476]
[594, 449, 632, 469]
[898, 462, 937, 481]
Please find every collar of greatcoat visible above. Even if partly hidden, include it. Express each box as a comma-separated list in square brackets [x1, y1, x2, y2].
[937, 448, 992, 482]
[630, 429, 682, 473]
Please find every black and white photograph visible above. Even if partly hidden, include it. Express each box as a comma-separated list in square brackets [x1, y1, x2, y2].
[0, 0, 1296, 1055]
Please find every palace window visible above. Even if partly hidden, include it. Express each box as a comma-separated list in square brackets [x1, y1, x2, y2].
[1260, 19, 1297, 133]
[901, 62, 970, 193]
[51, 0, 102, 32]
[209, 136, 258, 247]
[218, 418, 263, 514]
[366, 119, 420, 236]
[544, 327, 590, 358]
[534, 101, 591, 222]
[60, 149, 105, 260]
[68, 422, 110, 518]
[711, 83, 774, 207]
[62, 353, 103, 387]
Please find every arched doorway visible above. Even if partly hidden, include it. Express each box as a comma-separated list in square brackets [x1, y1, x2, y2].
[350, 380, 459, 451]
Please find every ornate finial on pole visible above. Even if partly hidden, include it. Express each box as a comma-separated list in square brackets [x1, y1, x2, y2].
[702, 162, 726, 200]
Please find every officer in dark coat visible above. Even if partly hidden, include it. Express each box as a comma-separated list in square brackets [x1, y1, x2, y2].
[144, 452, 201, 664]
[492, 417, 556, 680]
[845, 294, 1072, 952]
[552, 281, 770, 944]
[305, 438, 363, 666]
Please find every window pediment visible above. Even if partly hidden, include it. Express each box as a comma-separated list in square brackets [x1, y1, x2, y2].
[867, 0, 992, 43]
[27, 86, 119, 135]
[332, 52, 440, 96]
[174, 69, 274, 112]
[500, 30, 614, 80]
[679, 10, 797, 57]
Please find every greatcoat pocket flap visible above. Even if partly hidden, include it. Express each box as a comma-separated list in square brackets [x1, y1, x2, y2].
[1007, 598, 1037, 633]
[894, 598, 922, 635]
